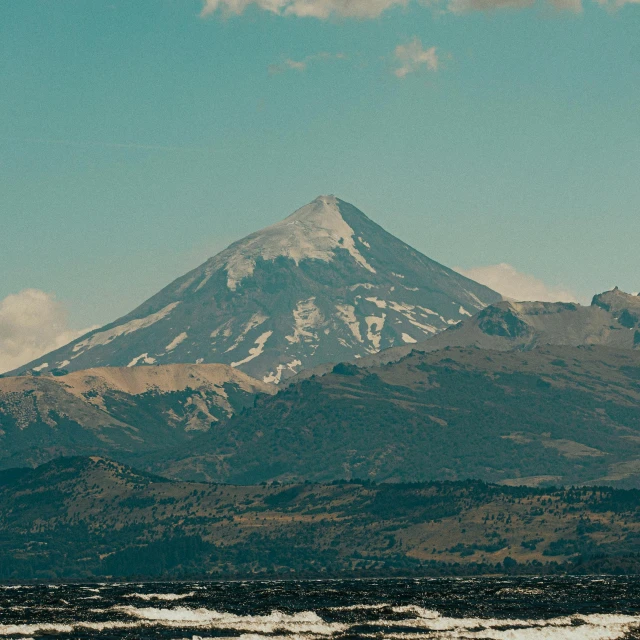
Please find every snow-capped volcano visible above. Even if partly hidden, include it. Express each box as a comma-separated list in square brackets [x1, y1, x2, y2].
[14, 196, 501, 382]
[207, 195, 377, 291]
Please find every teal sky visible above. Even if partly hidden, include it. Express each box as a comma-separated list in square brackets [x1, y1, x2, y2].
[1, 0, 639, 332]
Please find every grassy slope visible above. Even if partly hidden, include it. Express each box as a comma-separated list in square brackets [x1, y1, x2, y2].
[1, 457, 638, 580]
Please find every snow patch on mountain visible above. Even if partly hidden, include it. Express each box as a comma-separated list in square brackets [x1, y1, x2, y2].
[350, 283, 376, 291]
[231, 331, 273, 368]
[335, 304, 363, 343]
[166, 332, 188, 352]
[73, 303, 181, 356]
[263, 358, 303, 384]
[210, 320, 233, 340]
[366, 297, 387, 309]
[127, 353, 156, 367]
[225, 314, 269, 353]
[388, 301, 413, 314]
[366, 315, 386, 351]
[464, 290, 489, 310]
[285, 298, 323, 344]
[418, 306, 438, 316]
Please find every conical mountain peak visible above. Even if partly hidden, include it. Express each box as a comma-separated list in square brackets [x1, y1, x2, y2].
[13, 197, 502, 382]
[204, 195, 376, 292]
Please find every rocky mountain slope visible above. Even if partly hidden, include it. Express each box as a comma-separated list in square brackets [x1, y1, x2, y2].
[293, 288, 640, 379]
[364, 288, 640, 367]
[11, 196, 500, 383]
[1, 456, 638, 580]
[142, 345, 640, 488]
[0, 364, 272, 469]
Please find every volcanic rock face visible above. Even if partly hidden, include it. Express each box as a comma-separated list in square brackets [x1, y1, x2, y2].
[13, 196, 500, 382]
[425, 290, 640, 351]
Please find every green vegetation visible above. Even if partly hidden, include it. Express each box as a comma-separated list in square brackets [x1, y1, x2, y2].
[149, 345, 640, 488]
[0, 457, 638, 581]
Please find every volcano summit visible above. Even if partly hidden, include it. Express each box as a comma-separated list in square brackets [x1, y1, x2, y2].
[15, 196, 500, 382]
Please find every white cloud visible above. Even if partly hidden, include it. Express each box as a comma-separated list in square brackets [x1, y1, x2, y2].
[201, 0, 409, 18]
[445, 0, 532, 11]
[268, 52, 346, 74]
[593, 0, 639, 8]
[201, 0, 612, 17]
[0, 290, 97, 374]
[269, 58, 308, 74]
[394, 38, 439, 78]
[548, 0, 583, 11]
[444, 0, 582, 12]
[454, 263, 580, 303]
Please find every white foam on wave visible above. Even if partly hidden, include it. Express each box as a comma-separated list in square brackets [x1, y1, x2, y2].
[377, 612, 640, 639]
[129, 592, 195, 601]
[0, 621, 139, 636]
[329, 603, 389, 611]
[185, 636, 308, 640]
[1, 585, 32, 590]
[237, 636, 318, 640]
[496, 587, 545, 596]
[112, 606, 346, 635]
[392, 605, 441, 618]
[1, 606, 637, 640]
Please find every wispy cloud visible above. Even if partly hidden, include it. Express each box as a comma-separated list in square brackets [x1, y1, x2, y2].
[268, 52, 346, 74]
[393, 38, 439, 78]
[201, 0, 409, 18]
[454, 263, 580, 303]
[0, 290, 97, 374]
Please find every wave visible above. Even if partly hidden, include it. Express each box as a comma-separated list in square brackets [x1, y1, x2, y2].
[495, 587, 546, 596]
[112, 606, 347, 635]
[0, 621, 139, 636]
[1, 606, 638, 639]
[376, 612, 640, 639]
[0, 586, 32, 590]
[129, 592, 196, 601]
[329, 603, 389, 611]
[392, 605, 441, 618]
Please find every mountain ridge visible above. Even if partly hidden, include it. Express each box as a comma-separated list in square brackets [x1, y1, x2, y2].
[139, 343, 640, 488]
[0, 363, 273, 470]
[291, 287, 640, 377]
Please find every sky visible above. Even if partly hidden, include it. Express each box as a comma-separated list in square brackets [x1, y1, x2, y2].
[1, 0, 639, 372]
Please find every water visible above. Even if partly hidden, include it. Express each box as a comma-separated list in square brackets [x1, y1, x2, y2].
[1, 577, 639, 639]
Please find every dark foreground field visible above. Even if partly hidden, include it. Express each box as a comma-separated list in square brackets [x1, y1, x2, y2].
[1, 456, 639, 581]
